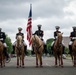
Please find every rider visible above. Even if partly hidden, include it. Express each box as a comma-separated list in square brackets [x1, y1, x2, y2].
[0, 28, 10, 61]
[35, 24, 44, 40]
[51, 26, 65, 54]
[69, 26, 76, 54]
[12, 27, 27, 55]
[33, 24, 47, 55]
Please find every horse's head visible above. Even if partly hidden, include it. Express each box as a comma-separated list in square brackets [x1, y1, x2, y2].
[31, 35, 39, 46]
[16, 35, 22, 46]
[57, 33, 63, 45]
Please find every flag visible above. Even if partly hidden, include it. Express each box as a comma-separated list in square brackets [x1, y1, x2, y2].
[26, 4, 32, 45]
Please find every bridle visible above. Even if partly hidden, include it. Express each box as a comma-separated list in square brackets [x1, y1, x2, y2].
[33, 35, 43, 51]
[55, 35, 62, 50]
[16, 36, 23, 53]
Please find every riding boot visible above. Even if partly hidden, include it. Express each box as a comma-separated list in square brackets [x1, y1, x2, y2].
[51, 46, 53, 50]
[69, 45, 72, 54]
[12, 46, 15, 54]
[31, 46, 35, 55]
[62, 45, 65, 54]
[44, 44, 47, 55]
[24, 46, 27, 55]
[3, 47, 9, 60]
[51, 45, 54, 54]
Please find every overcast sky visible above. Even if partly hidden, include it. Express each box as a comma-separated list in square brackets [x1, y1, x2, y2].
[0, 0, 76, 49]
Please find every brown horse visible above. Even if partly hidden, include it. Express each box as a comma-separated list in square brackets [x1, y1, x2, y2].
[53, 33, 63, 67]
[15, 35, 25, 68]
[31, 35, 44, 67]
[72, 39, 76, 66]
[0, 41, 5, 68]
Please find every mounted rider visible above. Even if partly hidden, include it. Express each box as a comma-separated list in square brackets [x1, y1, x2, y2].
[0, 28, 10, 61]
[51, 26, 65, 54]
[32, 24, 47, 55]
[12, 27, 27, 55]
[69, 26, 76, 54]
[35, 24, 44, 40]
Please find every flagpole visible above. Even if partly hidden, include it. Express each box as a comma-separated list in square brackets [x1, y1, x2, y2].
[30, 4, 32, 9]
[30, 4, 32, 17]
[26, 4, 32, 46]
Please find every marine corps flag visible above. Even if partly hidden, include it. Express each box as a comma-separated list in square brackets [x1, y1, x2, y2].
[26, 4, 32, 45]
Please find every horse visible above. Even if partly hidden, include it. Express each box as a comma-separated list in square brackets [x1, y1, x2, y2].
[15, 35, 25, 68]
[0, 41, 5, 68]
[71, 38, 76, 67]
[53, 33, 63, 67]
[30, 34, 44, 67]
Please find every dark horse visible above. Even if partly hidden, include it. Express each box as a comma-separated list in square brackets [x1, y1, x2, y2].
[0, 41, 5, 68]
[30, 35, 44, 67]
[53, 33, 63, 67]
[15, 35, 25, 68]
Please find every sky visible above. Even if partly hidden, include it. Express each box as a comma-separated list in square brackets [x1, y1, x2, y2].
[0, 0, 76, 49]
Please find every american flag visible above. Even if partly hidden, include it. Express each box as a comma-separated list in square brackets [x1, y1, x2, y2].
[26, 4, 32, 45]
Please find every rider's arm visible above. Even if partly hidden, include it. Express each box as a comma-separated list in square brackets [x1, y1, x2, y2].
[41, 30, 44, 37]
[16, 34, 18, 39]
[69, 32, 73, 41]
[22, 33, 24, 39]
[54, 32, 56, 39]
[3, 32, 6, 40]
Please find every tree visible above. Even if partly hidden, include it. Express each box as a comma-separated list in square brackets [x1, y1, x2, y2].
[5, 35, 12, 53]
[46, 38, 54, 55]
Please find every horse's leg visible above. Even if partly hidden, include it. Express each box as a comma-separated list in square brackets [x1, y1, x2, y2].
[55, 55, 57, 66]
[71, 53, 74, 66]
[71, 54, 73, 63]
[61, 55, 63, 67]
[22, 55, 24, 68]
[3, 59, 5, 67]
[20, 56, 21, 67]
[73, 53, 76, 66]
[36, 54, 38, 67]
[1, 55, 3, 68]
[3, 55, 5, 67]
[58, 55, 61, 66]
[17, 56, 19, 68]
[40, 54, 42, 67]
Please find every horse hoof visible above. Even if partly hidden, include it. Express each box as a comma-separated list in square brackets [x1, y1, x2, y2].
[36, 65, 38, 68]
[73, 65, 76, 67]
[59, 65, 61, 66]
[61, 65, 63, 68]
[22, 66, 25, 68]
[40, 65, 43, 67]
[4, 65, 5, 67]
[17, 66, 19, 68]
[55, 65, 58, 67]
[1, 66, 3, 68]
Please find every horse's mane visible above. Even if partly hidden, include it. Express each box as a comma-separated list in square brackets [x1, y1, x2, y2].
[55, 33, 63, 46]
[17, 35, 22, 40]
[31, 35, 42, 45]
[16, 35, 23, 46]
[57, 33, 63, 38]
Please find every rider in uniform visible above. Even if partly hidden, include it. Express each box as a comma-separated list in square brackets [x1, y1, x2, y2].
[51, 26, 65, 54]
[35, 24, 44, 40]
[69, 26, 76, 54]
[32, 24, 47, 55]
[0, 28, 10, 61]
[12, 27, 27, 55]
